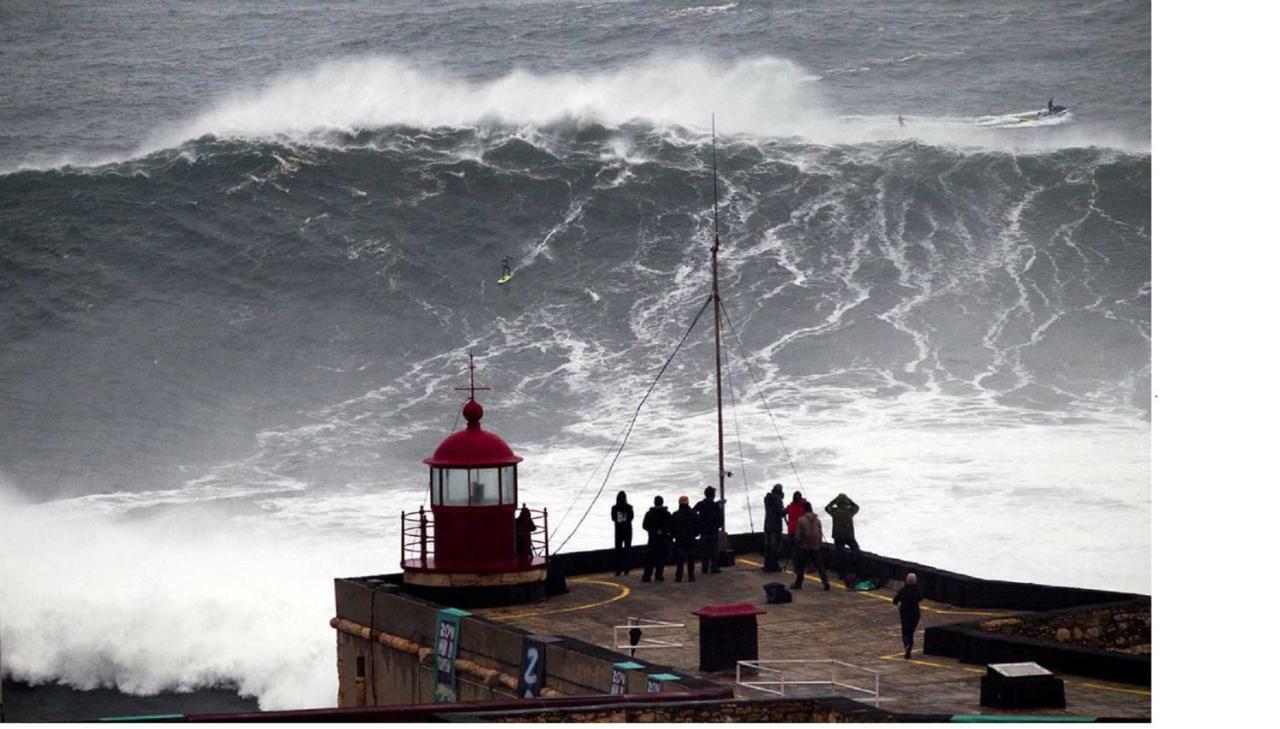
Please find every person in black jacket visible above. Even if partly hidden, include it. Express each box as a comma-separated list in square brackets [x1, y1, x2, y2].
[515, 503, 535, 564]
[641, 495, 671, 582]
[893, 573, 923, 659]
[693, 486, 723, 574]
[669, 495, 699, 583]
[611, 491, 635, 576]
[762, 483, 785, 572]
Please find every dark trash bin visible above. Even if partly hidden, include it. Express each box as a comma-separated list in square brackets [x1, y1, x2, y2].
[692, 603, 766, 672]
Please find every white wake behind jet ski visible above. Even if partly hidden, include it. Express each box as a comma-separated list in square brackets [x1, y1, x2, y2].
[975, 103, 1072, 128]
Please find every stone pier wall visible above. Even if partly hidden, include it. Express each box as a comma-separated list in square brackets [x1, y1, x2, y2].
[448, 696, 943, 723]
[332, 575, 723, 708]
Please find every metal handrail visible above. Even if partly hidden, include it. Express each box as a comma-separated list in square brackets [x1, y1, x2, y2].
[612, 617, 686, 654]
[401, 505, 548, 569]
[400, 506, 435, 569]
[736, 659, 880, 704]
[525, 507, 549, 560]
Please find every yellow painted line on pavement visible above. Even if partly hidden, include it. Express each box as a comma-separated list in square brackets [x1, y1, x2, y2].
[489, 578, 630, 621]
[877, 652, 968, 671]
[1077, 682, 1151, 697]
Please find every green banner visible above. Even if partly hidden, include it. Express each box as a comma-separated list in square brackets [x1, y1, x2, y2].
[433, 608, 471, 702]
[610, 661, 643, 695]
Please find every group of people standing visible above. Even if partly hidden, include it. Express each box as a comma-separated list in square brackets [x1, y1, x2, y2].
[612, 482, 925, 659]
[762, 484, 862, 591]
[611, 486, 724, 582]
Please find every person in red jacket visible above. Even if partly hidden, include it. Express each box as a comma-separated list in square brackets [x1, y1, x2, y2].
[784, 490, 809, 566]
[785, 491, 807, 536]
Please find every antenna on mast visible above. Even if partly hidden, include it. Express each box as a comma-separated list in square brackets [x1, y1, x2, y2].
[712, 114, 720, 244]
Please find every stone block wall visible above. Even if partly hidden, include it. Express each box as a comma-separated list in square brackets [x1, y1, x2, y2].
[450, 696, 937, 723]
[332, 575, 716, 708]
[923, 599, 1151, 686]
[979, 602, 1151, 654]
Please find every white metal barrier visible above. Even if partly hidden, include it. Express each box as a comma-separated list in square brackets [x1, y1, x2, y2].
[736, 659, 880, 704]
[612, 617, 686, 654]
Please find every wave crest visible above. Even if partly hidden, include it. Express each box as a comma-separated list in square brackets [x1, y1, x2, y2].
[154, 55, 827, 149]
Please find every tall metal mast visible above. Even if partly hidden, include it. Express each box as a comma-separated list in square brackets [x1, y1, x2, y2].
[711, 116, 726, 505]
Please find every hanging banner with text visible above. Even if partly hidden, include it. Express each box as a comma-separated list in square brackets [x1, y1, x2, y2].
[433, 608, 471, 702]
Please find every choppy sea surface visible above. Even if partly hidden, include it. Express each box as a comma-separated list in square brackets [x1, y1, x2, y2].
[0, 0, 1150, 713]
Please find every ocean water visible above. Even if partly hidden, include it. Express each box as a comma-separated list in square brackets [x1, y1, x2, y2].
[0, 0, 1150, 713]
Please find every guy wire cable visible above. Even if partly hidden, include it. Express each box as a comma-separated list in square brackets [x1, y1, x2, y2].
[720, 302, 804, 491]
[553, 293, 714, 554]
[721, 317, 755, 531]
[548, 424, 627, 543]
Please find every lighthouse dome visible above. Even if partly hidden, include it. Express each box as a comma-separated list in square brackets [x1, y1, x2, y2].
[424, 399, 523, 467]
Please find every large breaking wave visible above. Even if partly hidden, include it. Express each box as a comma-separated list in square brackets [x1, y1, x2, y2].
[0, 55, 1150, 711]
[5, 55, 1147, 174]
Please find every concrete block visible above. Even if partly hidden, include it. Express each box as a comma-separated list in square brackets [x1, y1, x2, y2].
[335, 578, 374, 624]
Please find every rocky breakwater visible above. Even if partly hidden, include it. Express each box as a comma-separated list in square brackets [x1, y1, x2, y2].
[980, 602, 1151, 655]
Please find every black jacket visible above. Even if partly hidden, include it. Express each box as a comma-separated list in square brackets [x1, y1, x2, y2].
[642, 506, 672, 544]
[611, 502, 634, 533]
[670, 505, 699, 548]
[763, 491, 784, 534]
[893, 583, 923, 621]
[694, 496, 722, 537]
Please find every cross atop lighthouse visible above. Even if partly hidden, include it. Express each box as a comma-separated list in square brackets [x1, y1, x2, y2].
[454, 353, 491, 402]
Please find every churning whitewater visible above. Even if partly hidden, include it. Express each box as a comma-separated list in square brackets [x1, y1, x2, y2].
[1, 0, 1150, 713]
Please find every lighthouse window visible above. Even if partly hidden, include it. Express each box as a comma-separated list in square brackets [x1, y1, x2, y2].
[500, 466, 516, 504]
[441, 468, 470, 506]
[470, 468, 500, 506]
[430, 468, 442, 505]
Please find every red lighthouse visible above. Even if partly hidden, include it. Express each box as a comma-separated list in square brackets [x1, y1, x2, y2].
[401, 358, 548, 603]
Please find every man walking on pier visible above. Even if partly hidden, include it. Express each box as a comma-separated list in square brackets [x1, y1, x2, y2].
[894, 573, 923, 659]
[791, 501, 830, 590]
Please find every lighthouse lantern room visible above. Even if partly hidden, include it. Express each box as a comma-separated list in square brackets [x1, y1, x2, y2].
[401, 358, 547, 599]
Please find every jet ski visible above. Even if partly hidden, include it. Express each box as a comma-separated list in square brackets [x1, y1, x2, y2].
[975, 105, 1071, 128]
[1016, 106, 1069, 122]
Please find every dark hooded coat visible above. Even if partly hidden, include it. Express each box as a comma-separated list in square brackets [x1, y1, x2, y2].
[642, 505, 672, 545]
[764, 490, 784, 534]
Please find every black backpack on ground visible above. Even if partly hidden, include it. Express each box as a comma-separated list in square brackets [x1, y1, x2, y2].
[763, 582, 793, 604]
